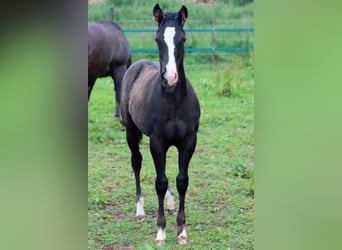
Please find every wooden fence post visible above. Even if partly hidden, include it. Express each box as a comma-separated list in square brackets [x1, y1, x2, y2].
[109, 7, 114, 21]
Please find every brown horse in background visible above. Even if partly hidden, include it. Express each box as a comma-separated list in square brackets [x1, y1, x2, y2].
[88, 20, 131, 116]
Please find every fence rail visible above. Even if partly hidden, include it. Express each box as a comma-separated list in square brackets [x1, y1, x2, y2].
[130, 47, 253, 53]
[123, 27, 254, 53]
[123, 28, 254, 33]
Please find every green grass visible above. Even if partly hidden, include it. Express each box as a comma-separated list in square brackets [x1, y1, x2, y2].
[88, 55, 254, 249]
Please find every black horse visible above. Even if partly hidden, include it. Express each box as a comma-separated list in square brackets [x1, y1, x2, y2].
[120, 4, 200, 246]
[88, 20, 131, 116]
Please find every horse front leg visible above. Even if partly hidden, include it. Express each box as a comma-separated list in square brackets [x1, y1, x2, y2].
[176, 133, 197, 245]
[150, 135, 168, 246]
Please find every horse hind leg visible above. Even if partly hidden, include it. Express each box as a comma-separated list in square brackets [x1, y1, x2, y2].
[112, 65, 127, 117]
[165, 186, 176, 215]
[125, 121, 145, 220]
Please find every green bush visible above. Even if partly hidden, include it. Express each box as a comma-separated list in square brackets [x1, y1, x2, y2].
[232, 0, 254, 6]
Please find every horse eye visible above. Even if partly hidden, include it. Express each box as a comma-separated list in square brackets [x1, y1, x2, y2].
[155, 37, 158, 42]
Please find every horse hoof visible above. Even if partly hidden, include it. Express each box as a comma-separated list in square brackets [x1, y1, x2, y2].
[177, 236, 188, 245]
[167, 208, 176, 215]
[156, 240, 166, 246]
[136, 215, 145, 221]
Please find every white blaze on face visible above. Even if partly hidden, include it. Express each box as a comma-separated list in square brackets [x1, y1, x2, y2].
[163, 27, 178, 86]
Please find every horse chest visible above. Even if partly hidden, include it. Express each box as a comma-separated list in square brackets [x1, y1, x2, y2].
[162, 119, 187, 140]
[161, 105, 189, 136]
[153, 97, 197, 140]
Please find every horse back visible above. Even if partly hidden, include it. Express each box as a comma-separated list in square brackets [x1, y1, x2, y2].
[88, 20, 131, 78]
[120, 60, 159, 130]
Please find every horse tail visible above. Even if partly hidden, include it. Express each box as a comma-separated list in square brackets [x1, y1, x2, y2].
[109, 7, 114, 21]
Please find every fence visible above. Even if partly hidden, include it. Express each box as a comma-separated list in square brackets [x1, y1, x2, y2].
[123, 27, 254, 53]
[118, 19, 254, 66]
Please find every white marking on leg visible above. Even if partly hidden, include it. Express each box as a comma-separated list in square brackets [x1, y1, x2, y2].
[163, 27, 178, 86]
[156, 227, 166, 241]
[136, 196, 145, 218]
[177, 228, 188, 245]
[165, 188, 176, 212]
[177, 228, 187, 239]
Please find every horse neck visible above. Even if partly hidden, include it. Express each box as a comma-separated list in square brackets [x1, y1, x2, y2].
[177, 61, 187, 95]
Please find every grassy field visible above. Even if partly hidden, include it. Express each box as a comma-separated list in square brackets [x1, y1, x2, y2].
[89, 1, 254, 249]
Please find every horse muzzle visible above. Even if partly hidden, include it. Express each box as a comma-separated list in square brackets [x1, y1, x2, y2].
[162, 70, 178, 87]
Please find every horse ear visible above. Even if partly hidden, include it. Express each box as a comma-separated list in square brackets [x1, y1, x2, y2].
[178, 5, 188, 27]
[153, 4, 163, 23]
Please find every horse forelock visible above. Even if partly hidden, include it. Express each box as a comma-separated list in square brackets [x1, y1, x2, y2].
[163, 11, 179, 20]
[158, 11, 183, 29]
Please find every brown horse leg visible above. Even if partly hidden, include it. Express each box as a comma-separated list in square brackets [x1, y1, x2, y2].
[150, 135, 168, 246]
[176, 133, 197, 245]
[88, 79, 96, 101]
[112, 65, 127, 117]
[125, 121, 144, 219]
